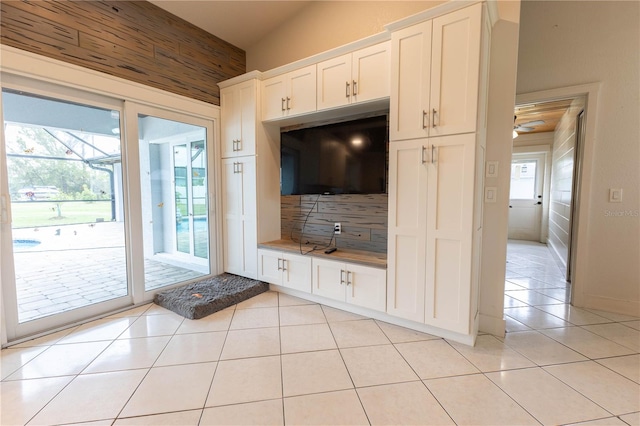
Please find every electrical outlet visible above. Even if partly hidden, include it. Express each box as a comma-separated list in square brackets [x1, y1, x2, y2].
[334, 223, 341, 235]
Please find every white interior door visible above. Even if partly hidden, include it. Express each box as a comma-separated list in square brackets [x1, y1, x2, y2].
[508, 154, 545, 241]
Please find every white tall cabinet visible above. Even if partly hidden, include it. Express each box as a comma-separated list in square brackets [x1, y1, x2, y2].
[219, 76, 281, 279]
[217, 1, 493, 344]
[387, 2, 488, 336]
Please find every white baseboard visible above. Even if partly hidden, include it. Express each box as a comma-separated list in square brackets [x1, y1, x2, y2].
[478, 313, 506, 337]
[580, 294, 640, 317]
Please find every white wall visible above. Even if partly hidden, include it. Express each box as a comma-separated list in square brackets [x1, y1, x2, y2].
[477, 4, 521, 335]
[517, 1, 640, 315]
[547, 97, 585, 270]
[247, 1, 444, 71]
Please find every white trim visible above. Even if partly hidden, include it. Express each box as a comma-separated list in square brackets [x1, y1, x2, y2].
[384, 1, 482, 32]
[478, 313, 506, 337]
[260, 32, 390, 80]
[516, 82, 601, 310]
[269, 285, 476, 346]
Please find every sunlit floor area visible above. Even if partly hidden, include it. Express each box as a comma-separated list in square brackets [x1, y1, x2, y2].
[12, 222, 204, 322]
[1, 242, 638, 425]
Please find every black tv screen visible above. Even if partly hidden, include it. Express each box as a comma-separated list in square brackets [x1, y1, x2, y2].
[280, 115, 388, 195]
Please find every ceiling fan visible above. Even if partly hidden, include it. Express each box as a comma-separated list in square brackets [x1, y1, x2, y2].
[514, 118, 545, 133]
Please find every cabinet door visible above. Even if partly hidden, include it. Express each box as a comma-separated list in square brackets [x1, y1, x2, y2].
[237, 81, 256, 156]
[352, 42, 390, 105]
[317, 54, 351, 111]
[257, 249, 282, 285]
[220, 87, 239, 158]
[390, 20, 432, 141]
[311, 258, 345, 302]
[386, 140, 428, 322]
[424, 134, 475, 333]
[430, 3, 482, 136]
[282, 253, 312, 293]
[262, 75, 287, 121]
[221, 81, 257, 158]
[346, 264, 386, 312]
[222, 157, 257, 279]
[287, 65, 317, 117]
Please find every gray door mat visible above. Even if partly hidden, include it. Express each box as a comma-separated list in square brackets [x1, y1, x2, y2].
[153, 273, 269, 319]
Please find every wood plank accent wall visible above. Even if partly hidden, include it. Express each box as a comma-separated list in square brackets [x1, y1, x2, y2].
[0, 0, 245, 105]
[282, 194, 388, 253]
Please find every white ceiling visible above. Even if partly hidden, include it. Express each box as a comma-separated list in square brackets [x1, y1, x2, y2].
[148, 1, 312, 50]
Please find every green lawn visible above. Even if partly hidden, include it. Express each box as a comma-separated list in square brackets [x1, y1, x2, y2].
[11, 201, 113, 228]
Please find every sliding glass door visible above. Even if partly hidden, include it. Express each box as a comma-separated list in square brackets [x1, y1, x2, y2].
[134, 110, 213, 293]
[1, 82, 217, 342]
[1, 87, 131, 337]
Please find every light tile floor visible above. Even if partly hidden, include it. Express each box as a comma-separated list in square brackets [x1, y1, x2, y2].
[1, 240, 639, 425]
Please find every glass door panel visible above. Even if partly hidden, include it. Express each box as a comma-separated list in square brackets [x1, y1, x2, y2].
[174, 144, 190, 254]
[1, 88, 130, 327]
[191, 141, 208, 259]
[137, 114, 210, 292]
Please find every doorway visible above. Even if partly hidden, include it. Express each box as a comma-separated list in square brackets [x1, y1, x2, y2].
[508, 153, 546, 242]
[504, 85, 597, 318]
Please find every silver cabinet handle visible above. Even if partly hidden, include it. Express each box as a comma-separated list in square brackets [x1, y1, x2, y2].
[282, 259, 287, 272]
[345, 81, 350, 98]
[286, 97, 291, 110]
[281, 98, 286, 111]
[347, 271, 352, 286]
[421, 146, 427, 164]
[236, 139, 241, 152]
[340, 270, 345, 285]
[431, 145, 436, 164]
[432, 108, 438, 128]
[422, 110, 428, 129]
[277, 258, 282, 271]
[352, 80, 357, 96]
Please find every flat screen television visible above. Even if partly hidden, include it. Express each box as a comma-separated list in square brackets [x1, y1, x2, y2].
[280, 115, 388, 195]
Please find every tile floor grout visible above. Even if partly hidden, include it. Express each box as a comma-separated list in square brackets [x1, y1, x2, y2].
[1, 241, 638, 425]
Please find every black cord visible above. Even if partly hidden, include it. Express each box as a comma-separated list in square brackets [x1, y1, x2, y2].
[290, 193, 338, 255]
[298, 193, 321, 255]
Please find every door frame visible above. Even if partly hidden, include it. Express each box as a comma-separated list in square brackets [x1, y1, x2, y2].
[0, 46, 222, 346]
[514, 83, 600, 309]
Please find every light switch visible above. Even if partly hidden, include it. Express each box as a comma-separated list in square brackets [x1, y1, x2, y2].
[609, 188, 623, 203]
[485, 187, 497, 203]
[486, 161, 499, 178]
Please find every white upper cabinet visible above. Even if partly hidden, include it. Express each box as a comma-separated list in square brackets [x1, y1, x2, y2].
[220, 79, 257, 158]
[317, 42, 390, 111]
[390, 21, 432, 141]
[262, 65, 316, 121]
[430, 3, 482, 137]
[390, 3, 482, 141]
